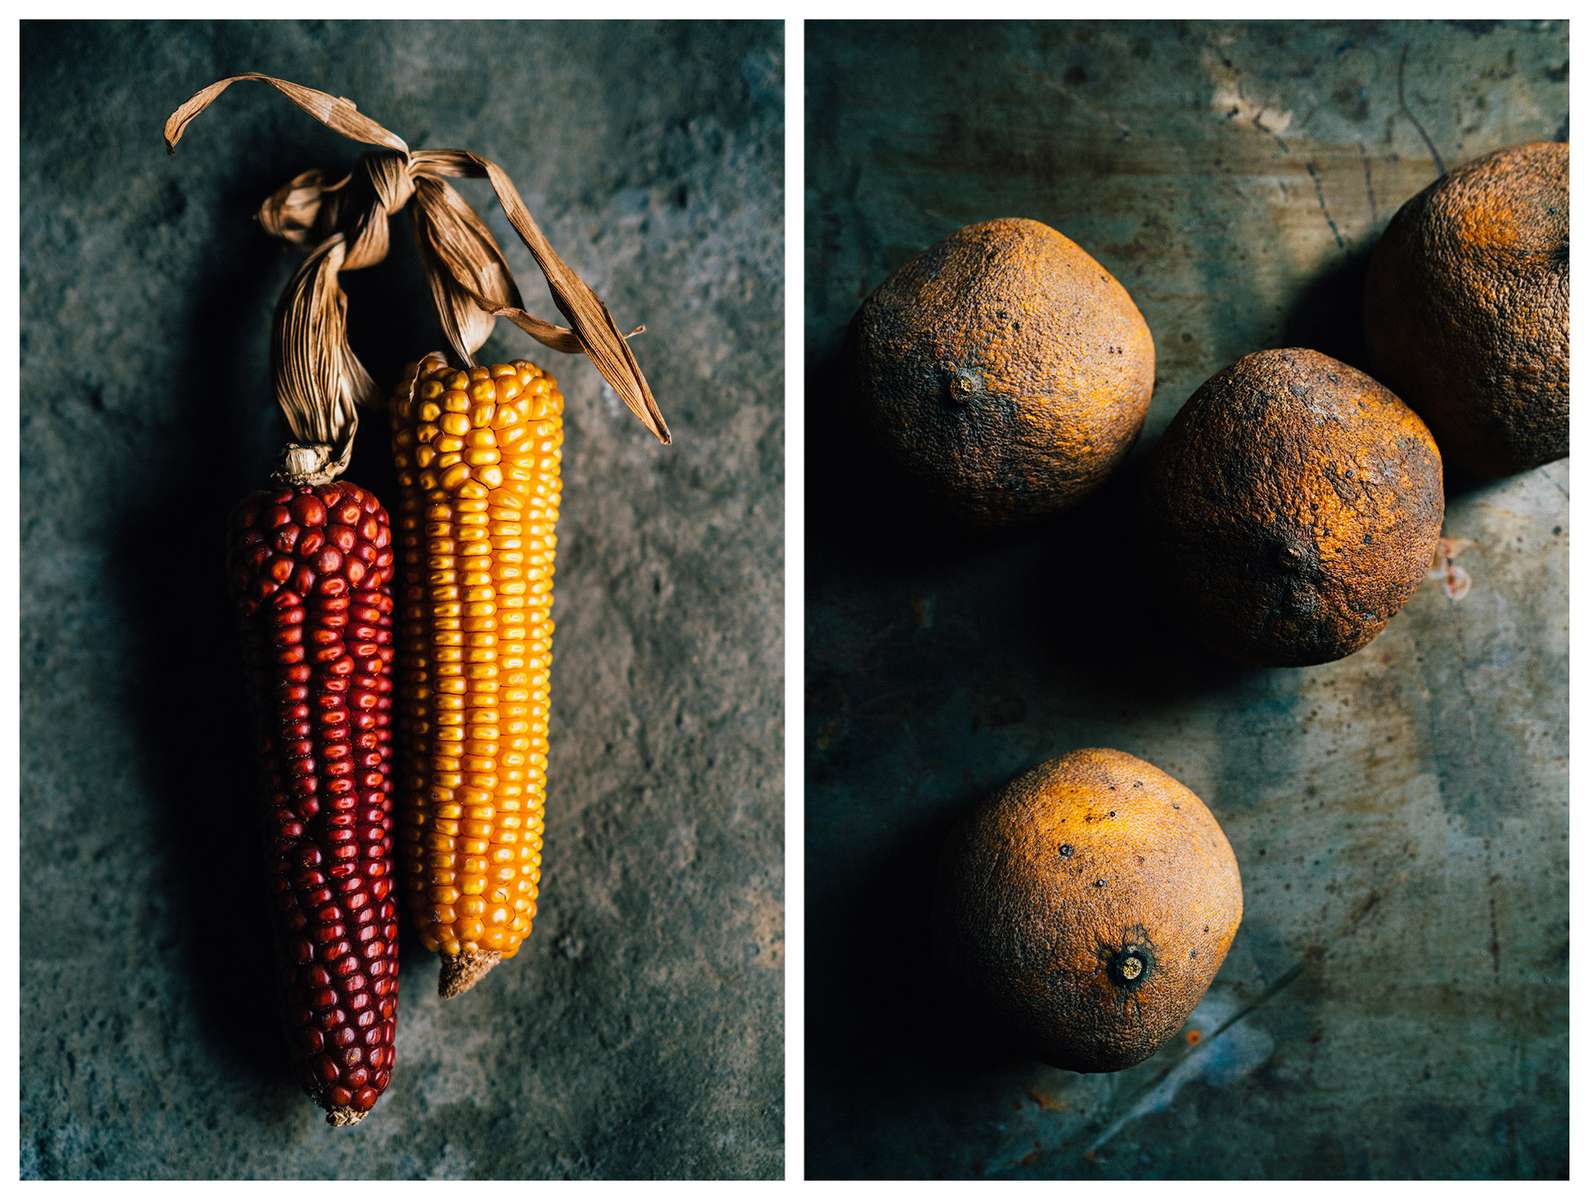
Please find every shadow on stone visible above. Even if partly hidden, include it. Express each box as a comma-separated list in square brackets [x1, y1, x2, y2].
[109, 168, 442, 1095]
[806, 798, 1028, 1177]
[1281, 243, 1374, 373]
[803, 332, 1045, 584]
[1012, 444, 1258, 716]
[113, 173, 287, 1095]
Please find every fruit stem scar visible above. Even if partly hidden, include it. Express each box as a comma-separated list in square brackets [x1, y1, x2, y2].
[1106, 944, 1155, 988]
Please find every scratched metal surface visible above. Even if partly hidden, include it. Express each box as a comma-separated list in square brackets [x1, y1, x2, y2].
[805, 20, 1567, 1180]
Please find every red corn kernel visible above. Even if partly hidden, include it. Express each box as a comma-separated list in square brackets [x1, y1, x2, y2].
[290, 495, 327, 526]
[229, 481, 401, 1125]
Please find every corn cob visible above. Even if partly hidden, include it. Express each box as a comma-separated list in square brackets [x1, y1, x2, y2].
[227, 480, 401, 1123]
[390, 354, 563, 997]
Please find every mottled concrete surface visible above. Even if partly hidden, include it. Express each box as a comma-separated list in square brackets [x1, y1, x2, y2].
[806, 20, 1566, 1180]
[21, 20, 783, 1180]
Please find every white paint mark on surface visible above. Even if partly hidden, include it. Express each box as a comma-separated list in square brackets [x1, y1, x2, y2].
[1204, 51, 1294, 135]
[1084, 991, 1276, 1155]
[1428, 537, 1474, 601]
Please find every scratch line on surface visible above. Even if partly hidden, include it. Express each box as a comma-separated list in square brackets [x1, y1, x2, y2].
[1305, 161, 1347, 249]
[1540, 462, 1570, 501]
[1487, 876, 1502, 984]
[1330, 888, 1386, 951]
[1032, 961, 1306, 1167]
[1397, 43, 1447, 176]
[1013, 824, 1423, 1173]
[1082, 968, 1301, 1156]
[1420, 555, 1488, 821]
[1208, 960, 1309, 1036]
[1359, 141, 1379, 225]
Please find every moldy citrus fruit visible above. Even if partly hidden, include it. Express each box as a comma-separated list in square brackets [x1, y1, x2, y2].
[1145, 348, 1443, 667]
[851, 217, 1155, 525]
[935, 749, 1242, 1074]
[1364, 141, 1568, 477]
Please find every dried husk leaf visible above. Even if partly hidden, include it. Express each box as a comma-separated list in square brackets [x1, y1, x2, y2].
[164, 72, 669, 462]
[408, 175, 523, 358]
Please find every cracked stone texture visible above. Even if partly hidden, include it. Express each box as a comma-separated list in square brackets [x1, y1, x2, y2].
[806, 20, 1566, 1180]
[21, 20, 783, 1180]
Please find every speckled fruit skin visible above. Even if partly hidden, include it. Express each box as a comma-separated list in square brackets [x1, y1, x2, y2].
[852, 217, 1155, 526]
[1145, 348, 1444, 668]
[936, 749, 1242, 1074]
[228, 480, 400, 1125]
[1364, 141, 1568, 477]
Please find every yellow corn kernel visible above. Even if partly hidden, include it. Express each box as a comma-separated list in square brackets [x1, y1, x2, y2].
[393, 354, 563, 994]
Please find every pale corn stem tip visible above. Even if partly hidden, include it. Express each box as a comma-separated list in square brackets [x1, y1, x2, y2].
[325, 1106, 368, 1128]
[439, 950, 502, 999]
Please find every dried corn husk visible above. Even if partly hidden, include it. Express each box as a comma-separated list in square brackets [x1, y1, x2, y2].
[164, 72, 669, 476]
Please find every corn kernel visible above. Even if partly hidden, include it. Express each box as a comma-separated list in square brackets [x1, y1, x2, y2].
[393, 353, 563, 988]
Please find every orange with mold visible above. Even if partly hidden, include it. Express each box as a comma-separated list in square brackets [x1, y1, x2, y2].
[1145, 348, 1444, 667]
[851, 218, 1155, 525]
[935, 749, 1242, 1074]
[1364, 141, 1568, 477]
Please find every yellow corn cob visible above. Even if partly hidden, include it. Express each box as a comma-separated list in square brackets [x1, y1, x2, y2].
[390, 354, 563, 997]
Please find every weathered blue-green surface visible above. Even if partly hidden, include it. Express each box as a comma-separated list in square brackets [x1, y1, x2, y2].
[805, 19, 1567, 1180]
[21, 19, 783, 1180]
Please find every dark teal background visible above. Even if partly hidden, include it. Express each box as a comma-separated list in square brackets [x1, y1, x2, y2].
[21, 19, 784, 1179]
[805, 18, 1567, 1180]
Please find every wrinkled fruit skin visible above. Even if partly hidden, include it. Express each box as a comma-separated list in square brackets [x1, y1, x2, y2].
[936, 749, 1242, 1073]
[228, 480, 400, 1122]
[1145, 348, 1444, 668]
[852, 217, 1155, 525]
[1364, 141, 1568, 477]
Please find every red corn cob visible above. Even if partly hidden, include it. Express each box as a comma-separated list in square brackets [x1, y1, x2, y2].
[227, 480, 401, 1126]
